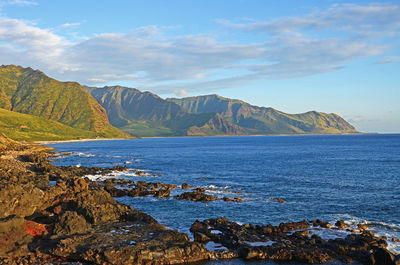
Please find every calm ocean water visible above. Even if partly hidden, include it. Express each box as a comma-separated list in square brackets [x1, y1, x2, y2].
[49, 134, 400, 262]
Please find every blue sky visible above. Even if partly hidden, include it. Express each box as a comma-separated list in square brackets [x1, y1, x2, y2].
[0, 0, 399, 132]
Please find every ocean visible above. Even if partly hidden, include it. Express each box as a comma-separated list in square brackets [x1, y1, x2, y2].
[49, 134, 400, 263]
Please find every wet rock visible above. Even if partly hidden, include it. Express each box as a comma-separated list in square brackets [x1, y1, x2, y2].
[369, 247, 400, 265]
[175, 191, 219, 202]
[154, 188, 170, 197]
[223, 197, 243, 202]
[104, 185, 128, 197]
[392, 237, 400, 242]
[191, 217, 398, 265]
[335, 220, 349, 229]
[181, 182, 192, 189]
[272, 197, 286, 203]
[358, 223, 368, 230]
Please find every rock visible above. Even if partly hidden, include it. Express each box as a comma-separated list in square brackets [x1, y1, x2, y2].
[104, 185, 128, 197]
[0, 216, 33, 256]
[370, 247, 400, 265]
[192, 188, 206, 192]
[0, 183, 45, 218]
[25, 220, 50, 237]
[272, 197, 285, 203]
[154, 188, 170, 197]
[190, 217, 395, 265]
[53, 211, 91, 235]
[358, 223, 368, 230]
[392, 237, 400, 242]
[181, 183, 192, 189]
[175, 191, 219, 202]
[335, 220, 349, 229]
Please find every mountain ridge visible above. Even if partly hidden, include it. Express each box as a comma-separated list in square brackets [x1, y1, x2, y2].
[167, 94, 357, 135]
[88, 86, 357, 136]
[0, 65, 358, 140]
[0, 65, 129, 140]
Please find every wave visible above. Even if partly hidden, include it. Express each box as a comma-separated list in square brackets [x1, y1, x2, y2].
[76, 152, 96, 157]
[331, 214, 400, 254]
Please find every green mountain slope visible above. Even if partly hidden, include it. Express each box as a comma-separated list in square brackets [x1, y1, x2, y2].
[0, 65, 121, 133]
[87, 86, 240, 137]
[0, 65, 127, 139]
[167, 94, 358, 134]
[0, 108, 100, 141]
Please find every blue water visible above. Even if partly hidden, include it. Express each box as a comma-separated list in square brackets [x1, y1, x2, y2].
[49, 134, 400, 256]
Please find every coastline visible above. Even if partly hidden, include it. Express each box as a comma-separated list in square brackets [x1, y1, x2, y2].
[34, 137, 132, 144]
[2, 134, 399, 264]
[40, 132, 374, 143]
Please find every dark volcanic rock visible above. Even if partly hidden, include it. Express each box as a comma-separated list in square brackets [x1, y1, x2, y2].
[0, 137, 216, 264]
[175, 191, 219, 202]
[190, 217, 400, 264]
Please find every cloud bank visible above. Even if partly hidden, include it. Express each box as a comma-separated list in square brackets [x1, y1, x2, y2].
[0, 3, 399, 95]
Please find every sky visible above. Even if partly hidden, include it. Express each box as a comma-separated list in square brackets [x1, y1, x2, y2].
[0, 0, 399, 133]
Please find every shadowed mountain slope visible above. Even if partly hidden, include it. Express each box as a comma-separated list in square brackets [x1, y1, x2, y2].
[167, 94, 357, 135]
[87, 86, 243, 137]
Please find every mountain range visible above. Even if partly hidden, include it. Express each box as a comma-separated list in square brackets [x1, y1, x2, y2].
[87, 86, 357, 137]
[0, 65, 357, 141]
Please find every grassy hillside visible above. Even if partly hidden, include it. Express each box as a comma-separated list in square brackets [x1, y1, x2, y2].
[0, 108, 101, 141]
[0, 65, 127, 138]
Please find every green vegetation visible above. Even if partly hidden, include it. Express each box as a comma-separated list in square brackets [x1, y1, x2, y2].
[0, 65, 357, 140]
[168, 95, 358, 135]
[0, 65, 128, 141]
[89, 87, 357, 137]
[0, 108, 98, 141]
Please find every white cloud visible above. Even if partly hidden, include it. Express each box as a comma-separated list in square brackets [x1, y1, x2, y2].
[0, 0, 37, 7]
[0, 3, 398, 94]
[173, 89, 188, 97]
[378, 56, 400, 64]
[219, 3, 400, 38]
[57, 22, 82, 29]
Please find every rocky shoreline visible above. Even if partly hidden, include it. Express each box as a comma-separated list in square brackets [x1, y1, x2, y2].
[0, 135, 399, 265]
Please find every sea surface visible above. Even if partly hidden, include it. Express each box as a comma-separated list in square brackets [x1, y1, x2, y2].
[49, 134, 400, 263]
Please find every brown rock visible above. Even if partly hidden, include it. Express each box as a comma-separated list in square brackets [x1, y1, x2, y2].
[53, 211, 91, 235]
[358, 223, 368, 230]
[175, 191, 219, 202]
[335, 220, 349, 229]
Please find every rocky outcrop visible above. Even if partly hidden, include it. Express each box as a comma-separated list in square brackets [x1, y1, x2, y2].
[0, 136, 213, 264]
[190, 217, 399, 264]
[175, 191, 219, 202]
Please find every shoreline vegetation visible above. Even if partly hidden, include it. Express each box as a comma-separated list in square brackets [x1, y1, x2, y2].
[1, 134, 399, 265]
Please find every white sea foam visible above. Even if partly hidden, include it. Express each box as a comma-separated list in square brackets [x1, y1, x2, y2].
[83, 169, 152, 181]
[210, 230, 223, 235]
[205, 241, 228, 251]
[309, 228, 354, 240]
[77, 152, 96, 157]
[331, 214, 400, 253]
[244, 241, 275, 247]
